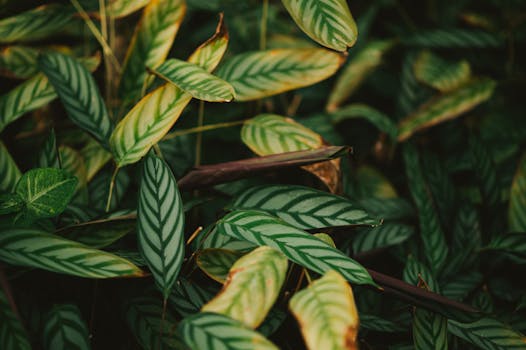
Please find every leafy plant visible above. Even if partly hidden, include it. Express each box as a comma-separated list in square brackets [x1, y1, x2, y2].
[0, 0, 525, 349]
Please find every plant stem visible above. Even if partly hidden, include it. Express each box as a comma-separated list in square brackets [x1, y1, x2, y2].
[105, 165, 119, 213]
[194, 101, 205, 167]
[163, 119, 248, 140]
[260, 0, 269, 50]
[159, 298, 167, 350]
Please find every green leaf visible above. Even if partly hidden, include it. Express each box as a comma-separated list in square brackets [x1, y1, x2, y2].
[241, 114, 322, 156]
[398, 78, 496, 141]
[330, 104, 398, 140]
[280, 0, 358, 51]
[413, 50, 471, 92]
[59, 216, 135, 248]
[327, 40, 394, 111]
[149, 58, 235, 102]
[38, 52, 113, 149]
[138, 153, 185, 299]
[229, 184, 379, 229]
[442, 273, 483, 301]
[413, 308, 448, 350]
[313, 233, 336, 247]
[358, 197, 415, 221]
[448, 318, 526, 350]
[352, 165, 398, 199]
[169, 279, 215, 317]
[0, 4, 74, 43]
[216, 48, 344, 101]
[42, 304, 90, 350]
[0, 193, 23, 215]
[257, 308, 286, 337]
[0, 141, 21, 193]
[80, 139, 112, 182]
[485, 233, 526, 261]
[202, 246, 288, 329]
[289, 270, 359, 350]
[59, 146, 88, 201]
[118, 0, 186, 102]
[353, 223, 415, 254]
[0, 45, 39, 79]
[217, 210, 376, 286]
[197, 248, 243, 283]
[509, 152, 526, 232]
[88, 169, 130, 212]
[0, 228, 144, 278]
[0, 287, 31, 350]
[402, 28, 502, 48]
[178, 312, 278, 350]
[36, 129, 60, 169]
[106, 0, 149, 18]
[469, 135, 500, 208]
[360, 314, 405, 333]
[403, 256, 440, 293]
[15, 168, 77, 219]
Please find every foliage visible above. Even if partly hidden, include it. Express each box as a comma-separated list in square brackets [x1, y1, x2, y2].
[0, 0, 525, 349]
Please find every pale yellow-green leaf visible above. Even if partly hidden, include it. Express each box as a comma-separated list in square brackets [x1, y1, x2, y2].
[355, 165, 398, 199]
[196, 248, 243, 283]
[106, 0, 149, 18]
[414, 50, 472, 93]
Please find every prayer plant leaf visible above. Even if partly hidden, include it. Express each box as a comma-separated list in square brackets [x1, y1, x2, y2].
[0, 288, 31, 350]
[413, 50, 471, 93]
[448, 318, 526, 350]
[196, 248, 243, 284]
[42, 304, 91, 350]
[509, 152, 526, 232]
[0, 141, 21, 193]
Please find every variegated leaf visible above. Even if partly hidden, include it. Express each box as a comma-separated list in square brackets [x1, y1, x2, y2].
[229, 184, 379, 229]
[0, 141, 21, 193]
[169, 279, 215, 317]
[289, 270, 359, 350]
[202, 246, 287, 329]
[485, 233, 526, 261]
[80, 139, 112, 182]
[0, 45, 39, 79]
[0, 287, 31, 350]
[330, 104, 398, 140]
[413, 50, 471, 92]
[509, 152, 526, 232]
[217, 210, 376, 286]
[60, 216, 135, 248]
[138, 153, 185, 299]
[197, 248, 243, 283]
[353, 223, 415, 254]
[42, 304, 90, 350]
[36, 129, 60, 169]
[281, 0, 358, 51]
[106, 0, 149, 18]
[413, 308, 448, 350]
[216, 48, 344, 101]
[448, 318, 526, 350]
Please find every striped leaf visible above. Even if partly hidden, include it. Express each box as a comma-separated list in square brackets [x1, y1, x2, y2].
[398, 78, 496, 141]
[353, 223, 415, 254]
[413, 51, 471, 92]
[241, 114, 322, 156]
[217, 210, 376, 286]
[118, 0, 186, 102]
[169, 279, 215, 317]
[402, 256, 439, 293]
[403, 145, 449, 272]
[38, 52, 113, 149]
[397, 52, 431, 116]
[106, 0, 149, 18]
[36, 130, 60, 169]
[352, 165, 398, 199]
[281, 0, 358, 51]
[15, 168, 77, 219]
[448, 318, 526, 350]
[330, 104, 398, 140]
[110, 18, 228, 167]
[0, 4, 74, 43]
[0, 287, 31, 350]
[202, 246, 288, 329]
[0, 142, 21, 193]
[289, 270, 359, 350]
[229, 184, 379, 229]
[360, 314, 405, 333]
[216, 48, 344, 101]
[60, 217, 135, 248]
[327, 40, 394, 111]
[402, 28, 502, 48]
[442, 273, 483, 301]
[88, 169, 130, 212]
[0, 193, 23, 215]
[469, 135, 500, 208]
[413, 308, 448, 350]
[150, 59, 235, 102]
[196, 248, 243, 283]
[178, 312, 278, 350]
[0, 228, 144, 278]
[258, 308, 286, 337]
[0, 45, 39, 79]
[80, 139, 112, 182]
[485, 233, 526, 260]
[138, 153, 185, 299]
[42, 304, 90, 350]
[509, 152, 526, 232]
[358, 197, 415, 221]
[59, 146, 88, 200]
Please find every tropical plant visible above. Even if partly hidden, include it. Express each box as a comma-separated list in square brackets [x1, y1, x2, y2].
[0, 0, 525, 349]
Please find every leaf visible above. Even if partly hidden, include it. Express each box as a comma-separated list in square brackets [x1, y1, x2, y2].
[0, 193, 23, 215]
[442, 273, 484, 301]
[169, 279, 215, 318]
[327, 40, 394, 111]
[413, 308, 448, 350]
[314, 233, 336, 247]
[197, 249, 243, 283]
[59, 146, 88, 201]
[401, 28, 502, 48]
[178, 312, 279, 350]
[485, 233, 526, 261]
[42, 304, 90, 350]
[0, 287, 31, 350]
[138, 153, 185, 299]
[448, 318, 526, 350]
[241, 114, 322, 156]
[106, 0, 149, 18]
[289, 270, 359, 350]
[353, 223, 415, 254]
[358, 197, 415, 221]
[352, 165, 398, 199]
[38, 52, 113, 149]
[469, 135, 500, 208]
[202, 246, 288, 329]
[59, 217, 135, 248]
[413, 50, 471, 92]
[118, 0, 186, 102]
[398, 78, 496, 141]
[216, 48, 344, 101]
[80, 139, 112, 182]
[149, 58, 235, 102]
[330, 104, 398, 139]
[0, 141, 21, 193]
[36, 129, 60, 169]
[217, 210, 376, 286]
[0, 228, 144, 278]
[0, 4, 74, 43]
[360, 314, 404, 333]
[280, 0, 357, 51]
[509, 152, 526, 232]
[110, 18, 228, 167]
[229, 184, 379, 229]
[0, 45, 39, 79]
[88, 169, 130, 212]
[403, 256, 440, 293]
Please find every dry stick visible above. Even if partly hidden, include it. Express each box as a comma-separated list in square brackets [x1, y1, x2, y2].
[105, 165, 119, 213]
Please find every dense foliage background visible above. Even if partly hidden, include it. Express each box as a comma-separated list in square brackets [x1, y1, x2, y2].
[0, 0, 525, 349]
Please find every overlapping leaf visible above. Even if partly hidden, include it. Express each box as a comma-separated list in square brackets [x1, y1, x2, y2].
[413, 51, 471, 92]
[106, 0, 149, 18]
[353, 223, 415, 254]
[216, 48, 344, 101]
[169, 279, 215, 317]
[0, 142, 21, 193]
[330, 104, 398, 140]
[485, 233, 526, 261]
[509, 152, 526, 232]
[0, 45, 39, 79]
[352, 165, 398, 199]
[229, 184, 379, 229]
[138, 153, 184, 299]
[0, 287, 30, 350]
[42, 304, 90, 350]
[448, 318, 526, 350]
[202, 247, 287, 328]
[80, 139, 112, 182]
[36, 130, 60, 169]
[413, 308, 448, 350]
[281, 0, 358, 51]
[178, 312, 278, 350]
[0, 228, 144, 278]
[60, 217, 135, 248]
[217, 210, 376, 286]
[197, 248, 243, 283]
[402, 28, 502, 48]
[289, 270, 359, 350]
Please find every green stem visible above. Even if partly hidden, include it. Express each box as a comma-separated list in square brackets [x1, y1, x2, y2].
[163, 119, 248, 140]
[260, 0, 269, 50]
[105, 165, 119, 213]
